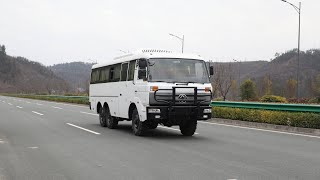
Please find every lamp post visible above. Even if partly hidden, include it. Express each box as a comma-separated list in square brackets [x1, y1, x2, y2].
[280, 0, 301, 100]
[233, 59, 241, 90]
[169, 33, 184, 53]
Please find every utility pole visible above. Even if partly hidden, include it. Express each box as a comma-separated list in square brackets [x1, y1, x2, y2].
[169, 33, 184, 53]
[280, 0, 301, 100]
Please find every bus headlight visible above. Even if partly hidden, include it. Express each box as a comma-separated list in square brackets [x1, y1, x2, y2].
[203, 109, 212, 113]
[148, 108, 161, 113]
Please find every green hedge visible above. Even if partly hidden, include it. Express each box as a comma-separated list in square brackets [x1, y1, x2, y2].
[212, 107, 320, 129]
[260, 95, 287, 103]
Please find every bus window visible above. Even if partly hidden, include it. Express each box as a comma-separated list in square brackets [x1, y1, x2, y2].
[109, 64, 121, 82]
[128, 60, 136, 81]
[120, 63, 129, 81]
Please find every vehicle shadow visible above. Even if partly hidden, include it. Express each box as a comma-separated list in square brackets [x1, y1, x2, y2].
[93, 123, 210, 141]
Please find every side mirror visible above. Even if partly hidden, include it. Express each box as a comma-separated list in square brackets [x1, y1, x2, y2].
[138, 59, 147, 69]
[138, 69, 147, 80]
[209, 66, 214, 75]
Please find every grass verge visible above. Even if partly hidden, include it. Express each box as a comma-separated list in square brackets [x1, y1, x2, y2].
[213, 107, 320, 129]
[1, 94, 89, 105]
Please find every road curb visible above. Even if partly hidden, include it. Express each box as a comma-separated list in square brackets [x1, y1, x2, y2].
[207, 118, 320, 136]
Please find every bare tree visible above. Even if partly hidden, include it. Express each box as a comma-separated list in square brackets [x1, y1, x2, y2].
[213, 63, 235, 101]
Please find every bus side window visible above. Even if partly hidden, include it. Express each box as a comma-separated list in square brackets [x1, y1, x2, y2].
[91, 69, 100, 84]
[128, 60, 136, 81]
[120, 63, 129, 81]
[109, 67, 115, 81]
[109, 64, 121, 82]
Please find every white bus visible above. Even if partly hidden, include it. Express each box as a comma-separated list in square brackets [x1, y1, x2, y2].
[89, 49, 213, 136]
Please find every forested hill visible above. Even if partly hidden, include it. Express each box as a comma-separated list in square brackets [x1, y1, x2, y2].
[49, 62, 94, 93]
[0, 45, 69, 93]
[247, 49, 320, 98]
[211, 49, 320, 99]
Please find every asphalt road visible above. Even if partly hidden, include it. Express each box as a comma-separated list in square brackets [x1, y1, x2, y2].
[0, 96, 320, 180]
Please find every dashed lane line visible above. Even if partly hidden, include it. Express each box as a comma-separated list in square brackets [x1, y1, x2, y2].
[52, 106, 63, 110]
[80, 111, 99, 116]
[66, 123, 100, 135]
[32, 111, 44, 116]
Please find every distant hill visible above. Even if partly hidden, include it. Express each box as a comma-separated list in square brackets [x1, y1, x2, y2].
[211, 49, 320, 99]
[248, 49, 320, 98]
[49, 62, 94, 93]
[0, 47, 69, 94]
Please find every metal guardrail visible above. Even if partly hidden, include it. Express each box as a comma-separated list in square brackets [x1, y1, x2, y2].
[210, 101, 320, 113]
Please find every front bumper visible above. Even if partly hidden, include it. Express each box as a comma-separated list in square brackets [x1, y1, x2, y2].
[147, 106, 212, 126]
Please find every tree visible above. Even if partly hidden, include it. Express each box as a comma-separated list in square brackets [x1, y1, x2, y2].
[240, 79, 257, 101]
[230, 80, 237, 100]
[262, 75, 272, 95]
[1, 45, 6, 54]
[286, 78, 297, 98]
[214, 63, 234, 101]
[312, 74, 320, 98]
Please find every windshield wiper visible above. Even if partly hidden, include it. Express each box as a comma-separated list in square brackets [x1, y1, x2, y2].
[184, 81, 205, 84]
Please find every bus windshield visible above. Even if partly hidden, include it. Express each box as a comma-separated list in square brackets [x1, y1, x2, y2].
[147, 58, 210, 83]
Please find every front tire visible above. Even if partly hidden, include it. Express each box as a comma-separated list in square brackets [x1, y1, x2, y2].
[179, 120, 197, 136]
[147, 122, 158, 129]
[132, 109, 145, 136]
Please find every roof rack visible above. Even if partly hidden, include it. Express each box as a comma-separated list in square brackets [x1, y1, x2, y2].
[141, 49, 172, 53]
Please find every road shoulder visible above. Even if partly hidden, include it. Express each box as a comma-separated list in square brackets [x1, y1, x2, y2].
[207, 118, 320, 137]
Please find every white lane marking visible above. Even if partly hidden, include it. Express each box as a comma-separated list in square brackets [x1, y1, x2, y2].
[158, 126, 199, 135]
[66, 123, 100, 135]
[80, 111, 98, 116]
[56, 102, 88, 108]
[0, 141, 4, 144]
[32, 111, 44, 116]
[16, 106, 23, 109]
[200, 122, 320, 139]
[26, 101, 31, 104]
[8, 103, 13, 106]
[36, 103, 43, 106]
[52, 106, 63, 109]
[28, 146, 39, 149]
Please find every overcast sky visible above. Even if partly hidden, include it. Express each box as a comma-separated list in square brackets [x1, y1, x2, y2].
[1, 0, 319, 65]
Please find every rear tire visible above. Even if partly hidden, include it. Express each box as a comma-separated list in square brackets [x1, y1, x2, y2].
[132, 109, 145, 136]
[179, 120, 197, 136]
[99, 107, 107, 127]
[106, 107, 118, 129]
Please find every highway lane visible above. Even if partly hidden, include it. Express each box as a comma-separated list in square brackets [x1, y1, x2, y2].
[0, 96, 320, 180]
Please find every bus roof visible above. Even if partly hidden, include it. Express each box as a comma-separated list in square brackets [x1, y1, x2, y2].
[92, 49, 206, 69]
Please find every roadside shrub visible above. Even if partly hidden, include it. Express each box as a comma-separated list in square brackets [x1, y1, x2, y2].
[213, 97, 224, 101]
[308, 97, 320, 104]
[212, 107, 320, 129]
[260, 95, 287, 103]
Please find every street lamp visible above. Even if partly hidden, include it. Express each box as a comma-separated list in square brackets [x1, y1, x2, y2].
[169, 33, 184, 53]
[280, 0, 301, 100]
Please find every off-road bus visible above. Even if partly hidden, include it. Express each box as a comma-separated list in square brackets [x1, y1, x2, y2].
[89, 49, 213, 136]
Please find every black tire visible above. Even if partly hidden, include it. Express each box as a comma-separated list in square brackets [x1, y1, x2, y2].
[132, 109, 145, 136]
[105, 107, 118, 129]
[99, 107, 107, 127]
[179, 120, 197, 136]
